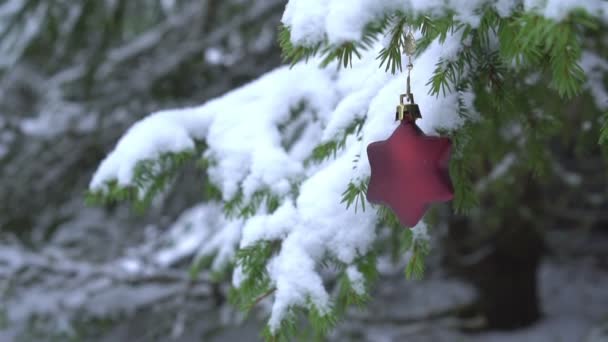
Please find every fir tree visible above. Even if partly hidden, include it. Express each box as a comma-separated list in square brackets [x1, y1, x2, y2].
[88, 0, 608, 340]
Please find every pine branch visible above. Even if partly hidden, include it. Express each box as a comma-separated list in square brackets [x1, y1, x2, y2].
[305, 117, 365, 165]
[252, 287, 277, 307]
[599, 111, 608, 145]
[341, 179, 369, 213]
[280, 15, 392, 70]
[223, 188, 282, 219]
[405, 239, 430, 280]
[86, 148, 198, 211]
[377, 15, 408, 74]
[278, 24, 322, 66]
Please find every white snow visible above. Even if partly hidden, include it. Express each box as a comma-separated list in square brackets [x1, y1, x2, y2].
[152, 203, 242, 271]
[205, 47, 224, 65]
[542, 0, 606, 21]
[90, 0, 608, 333]
[91, 107, 207, 189]
[469, 258, 608, 342]
[0, 128, 14, 159]
[580, 52, 608, 111]
[160, 0, 176, 13]
[411, 221, 430, 242]
[346, 265, 366, 295]
[0, 1, 45, 69]
[523, 0, 608, 22]
[240, 201, 297, 248]
[281, 0, 328, 46]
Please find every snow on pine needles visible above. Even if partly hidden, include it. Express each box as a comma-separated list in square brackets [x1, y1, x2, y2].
[90, 44, 463, 332]
[90, 0, 608, 335]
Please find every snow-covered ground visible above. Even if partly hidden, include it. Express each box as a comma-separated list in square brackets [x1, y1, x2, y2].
[1, 226, 606, 341]
[333, 252, 608, 341]
[200, 253, 608, 342]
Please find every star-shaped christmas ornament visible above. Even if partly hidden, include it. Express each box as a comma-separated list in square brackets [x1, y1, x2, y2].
[367, 121, 454, 227]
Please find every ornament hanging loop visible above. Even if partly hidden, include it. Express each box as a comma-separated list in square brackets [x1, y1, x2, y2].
[396, 28, 421, 123]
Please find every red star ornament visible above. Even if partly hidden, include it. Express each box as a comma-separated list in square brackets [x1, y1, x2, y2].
[366, 121, 454, 227]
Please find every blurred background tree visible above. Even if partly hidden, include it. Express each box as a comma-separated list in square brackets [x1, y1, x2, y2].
[0, 0, 284, 238]
[1, 0, 608, 341]
[0, 0, 284, 340]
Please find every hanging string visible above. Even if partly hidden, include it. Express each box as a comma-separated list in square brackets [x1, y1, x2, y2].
[396, 25, 422, 122]
[403, 26, 416, 103]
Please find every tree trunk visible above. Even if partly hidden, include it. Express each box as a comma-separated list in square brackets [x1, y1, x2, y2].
[473, 223, 543, 329]
[443, 176, 544, 330]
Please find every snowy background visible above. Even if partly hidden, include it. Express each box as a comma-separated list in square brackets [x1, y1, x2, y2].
[1, 0, 608, 341]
